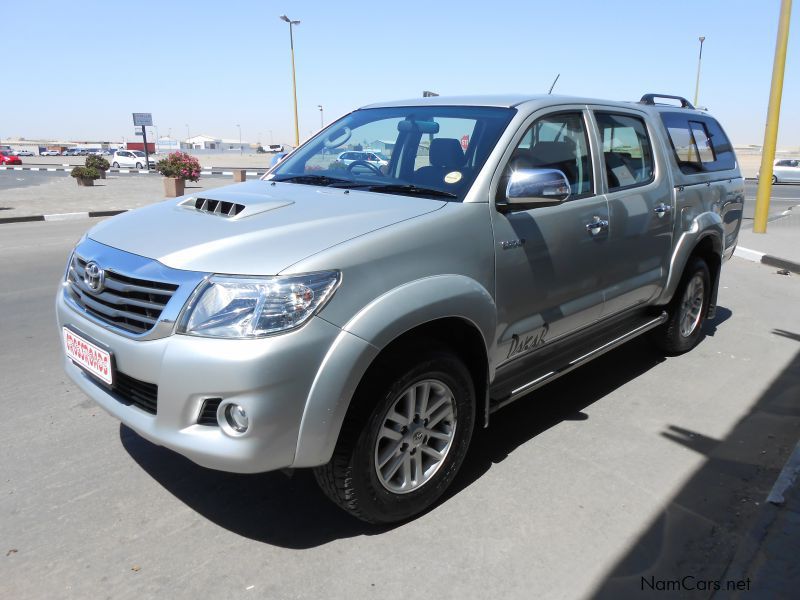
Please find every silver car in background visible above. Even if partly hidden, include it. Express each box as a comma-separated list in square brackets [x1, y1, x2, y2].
[56, 93, 743, 523]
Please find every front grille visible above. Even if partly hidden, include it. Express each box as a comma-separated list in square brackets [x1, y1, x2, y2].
[114, 371, 158, 414]
[197, 398, 222, 425]
[67, 255, 179, 334]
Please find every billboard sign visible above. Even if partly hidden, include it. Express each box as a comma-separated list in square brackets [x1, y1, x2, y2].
[132, 113, 153, 127]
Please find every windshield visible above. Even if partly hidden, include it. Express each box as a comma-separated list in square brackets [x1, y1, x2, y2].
[268, 106, 515, 201]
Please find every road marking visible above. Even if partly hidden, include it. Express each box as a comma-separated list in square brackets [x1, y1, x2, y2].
[44, 212, 90, 221]
[30, 167, 40, 171]
[47, 168, 57, 171]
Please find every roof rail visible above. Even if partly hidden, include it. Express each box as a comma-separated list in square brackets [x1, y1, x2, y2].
[639, 94, 694, 109]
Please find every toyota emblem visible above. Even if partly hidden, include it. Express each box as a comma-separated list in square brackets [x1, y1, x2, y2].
[83, 261, 105, 294]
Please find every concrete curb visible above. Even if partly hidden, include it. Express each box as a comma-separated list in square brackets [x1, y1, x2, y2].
[734, 246, 800, 275]
[0, 209, 129, 225]
[0, 165, 267, 176]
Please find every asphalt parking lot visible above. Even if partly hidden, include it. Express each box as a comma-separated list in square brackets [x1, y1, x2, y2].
[1, 217, 798, 599]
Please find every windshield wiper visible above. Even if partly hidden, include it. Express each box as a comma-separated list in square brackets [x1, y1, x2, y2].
[361, 184, 458, 199]
[272, 174, 356, 187]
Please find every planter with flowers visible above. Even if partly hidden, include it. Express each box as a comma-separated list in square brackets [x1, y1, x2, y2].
[155, 151, 201, 197]
[70, 166, 100, 186]
[85, 155, 110, 179]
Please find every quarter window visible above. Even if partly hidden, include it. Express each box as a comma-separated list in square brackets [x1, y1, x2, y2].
[594, 113, 654, 191]
[661, 112, 736, 174]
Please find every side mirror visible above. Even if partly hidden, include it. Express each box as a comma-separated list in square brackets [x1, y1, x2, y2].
[505, 168, 571, 206]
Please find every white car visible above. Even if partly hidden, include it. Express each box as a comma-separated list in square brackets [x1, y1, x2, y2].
[12, 149, 34, 156]
[111, 150, 155, 169]
[771, 158, 800, 183]
[40, 150, 61, 156]
[336, 150, 389, 170]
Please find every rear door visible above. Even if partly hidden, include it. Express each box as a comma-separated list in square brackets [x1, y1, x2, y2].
[588, 108, 673, 316]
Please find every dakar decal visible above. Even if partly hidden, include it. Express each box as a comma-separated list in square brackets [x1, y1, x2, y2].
[506, 323, 549, 360]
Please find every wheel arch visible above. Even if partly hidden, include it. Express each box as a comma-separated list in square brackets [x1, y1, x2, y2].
[658, 214, 723, 314]
[292, 275, 495, 468]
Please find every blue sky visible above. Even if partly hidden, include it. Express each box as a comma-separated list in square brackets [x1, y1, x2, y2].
[4, 0, 798, 147]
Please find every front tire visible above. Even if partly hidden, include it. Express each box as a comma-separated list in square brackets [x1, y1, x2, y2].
[651, 256, 711, 354]
[314, 345, 476, 524]
[772, 175, 778, 184]
[135, 162, 143, 169]
[112, 162, 119, 168]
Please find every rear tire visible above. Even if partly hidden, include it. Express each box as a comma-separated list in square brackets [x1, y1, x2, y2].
[772, 175, 778, 184]
[135, 162, 143, 169]
[112, 162, 119, 168]
[314, 344, 475, 524]
[651, 256, 711, 355]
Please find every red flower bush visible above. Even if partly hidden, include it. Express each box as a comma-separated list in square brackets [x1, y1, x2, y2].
[155, 151, 202, 182]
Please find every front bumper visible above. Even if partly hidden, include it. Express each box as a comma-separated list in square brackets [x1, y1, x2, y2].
[56, 286, 345, 474]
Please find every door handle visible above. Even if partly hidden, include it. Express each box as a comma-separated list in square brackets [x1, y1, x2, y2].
[586, 217, 609, 235]
[654, 203, 672, 217]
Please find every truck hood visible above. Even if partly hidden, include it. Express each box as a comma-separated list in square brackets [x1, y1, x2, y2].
[88, 180, 446, 275]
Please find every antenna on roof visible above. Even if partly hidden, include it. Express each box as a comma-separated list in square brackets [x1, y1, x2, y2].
[548, 74, 560, 95]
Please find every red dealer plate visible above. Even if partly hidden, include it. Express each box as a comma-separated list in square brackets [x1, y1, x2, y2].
[63, 327, 114, 385]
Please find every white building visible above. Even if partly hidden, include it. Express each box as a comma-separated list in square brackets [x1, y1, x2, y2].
[181, 135, 251, 152]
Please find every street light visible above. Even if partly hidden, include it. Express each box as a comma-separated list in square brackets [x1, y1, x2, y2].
[318, 105, 324, 130]
[693, 36, 705, 107]
[280, 14, 301, 147]
[185, 124, 190, 149]
[236, 124, 242, 155]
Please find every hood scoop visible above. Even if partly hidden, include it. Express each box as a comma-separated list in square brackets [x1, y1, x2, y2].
[180, 194, 294, 219]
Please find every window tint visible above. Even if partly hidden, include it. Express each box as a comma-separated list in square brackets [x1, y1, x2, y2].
[661, 112, 736, 174]
[595, 113, 654, 191]
[504, 112, 593, 197]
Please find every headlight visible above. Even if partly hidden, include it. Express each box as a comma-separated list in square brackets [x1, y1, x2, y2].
[177, 271, 340, 338]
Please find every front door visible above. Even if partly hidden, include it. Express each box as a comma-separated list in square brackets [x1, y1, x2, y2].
[491, 109, 609, 368]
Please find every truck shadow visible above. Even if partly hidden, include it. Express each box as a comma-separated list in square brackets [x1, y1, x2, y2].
[120, 309, 730, 549]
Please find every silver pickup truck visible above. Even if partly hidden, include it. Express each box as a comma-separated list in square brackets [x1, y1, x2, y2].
[57, 93, 743, 523]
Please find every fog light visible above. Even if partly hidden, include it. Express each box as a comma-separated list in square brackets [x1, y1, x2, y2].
[221, 403, 249, 434]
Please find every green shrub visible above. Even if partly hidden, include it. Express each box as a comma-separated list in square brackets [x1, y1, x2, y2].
[85, 155, 110, 171]
[70, 166, 100, 180]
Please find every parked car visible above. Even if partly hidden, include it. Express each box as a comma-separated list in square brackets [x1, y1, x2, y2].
[336, 150, 389, 170]
[64, 149, 83, 156]
[12, 149, 34, 156]
[111, 150, 155, 169]
[757, 158, 800, 184]
[0, 150, 22, 165]
[41, 150, 61, 156]
[57, 92, 743, 524]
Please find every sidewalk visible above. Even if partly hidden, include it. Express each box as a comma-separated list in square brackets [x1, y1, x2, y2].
[0, 173, 232, 223]
[716, 441, 800, 598]
[736, 206, 800, 274]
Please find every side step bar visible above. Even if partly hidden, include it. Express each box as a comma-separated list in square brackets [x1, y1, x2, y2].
[489, 311, 667, 414]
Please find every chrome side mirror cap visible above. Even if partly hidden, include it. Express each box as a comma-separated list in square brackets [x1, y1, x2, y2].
[505, 168, 571, 205]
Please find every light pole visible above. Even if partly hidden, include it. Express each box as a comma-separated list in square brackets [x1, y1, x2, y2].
[318, 105, 324, 130]
[280, 14, 301, 147]
[236, 124, 242, 155]
[693, 36, 705, 107]
[753, 0, 793, 233]
[185, 124, 190, 150]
